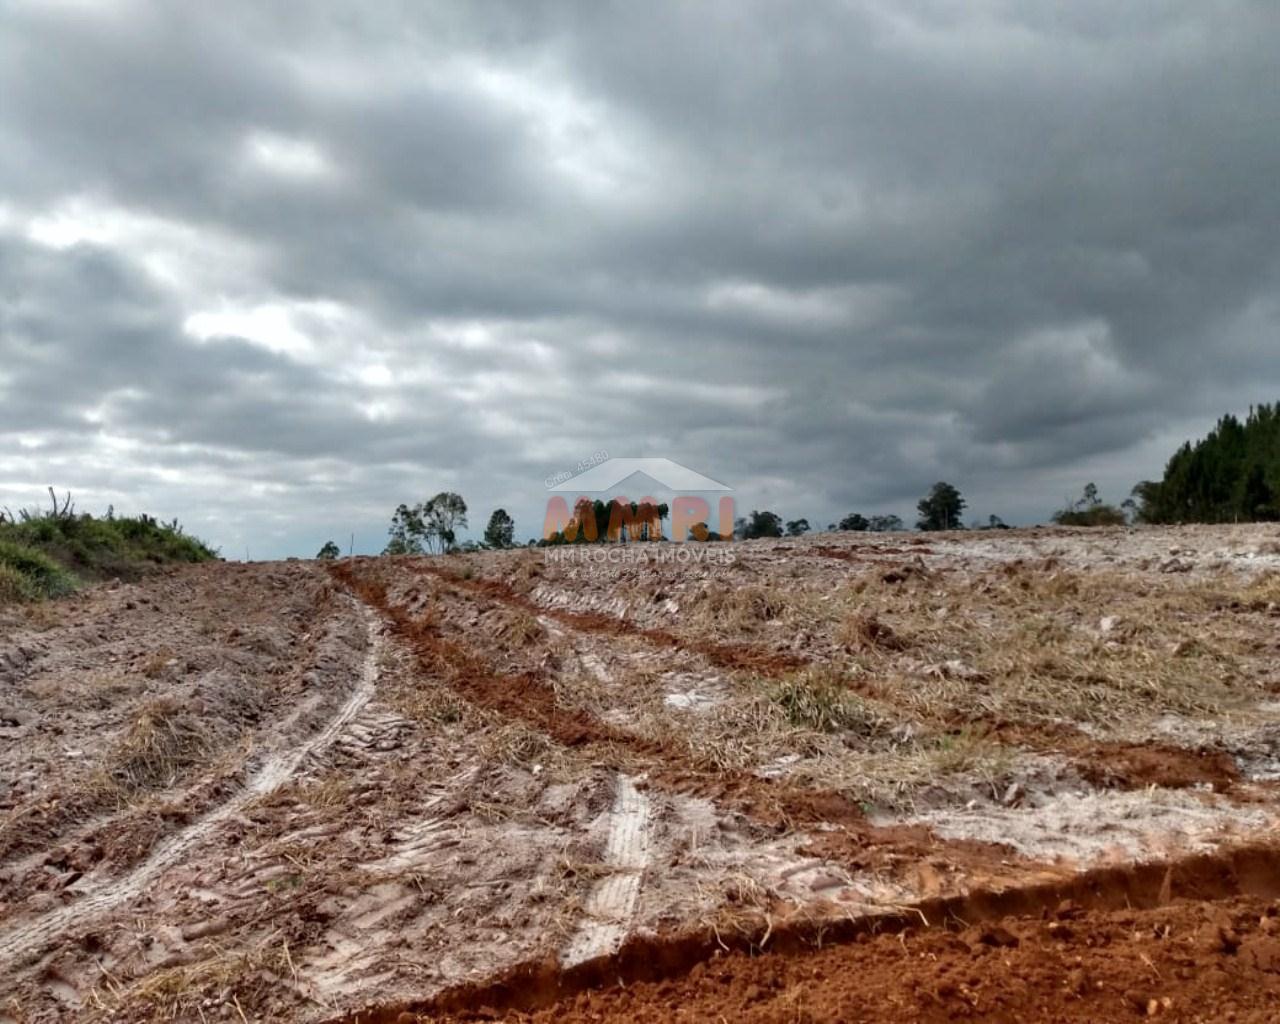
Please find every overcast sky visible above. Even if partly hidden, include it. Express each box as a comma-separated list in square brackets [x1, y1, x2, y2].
[2, 1, 1278, 556]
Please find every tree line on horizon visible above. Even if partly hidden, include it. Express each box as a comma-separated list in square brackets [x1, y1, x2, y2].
[354, 480, 1047, 554]
[359, 481, 973, 555]
[1129, 404, 1280, 524]
[339, 403, 1279, 558]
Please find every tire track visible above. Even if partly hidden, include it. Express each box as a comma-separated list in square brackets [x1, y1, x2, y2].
[561, 774, 652, 967]
[331, 563, 1038, 891]
[0, 602, 382, 972]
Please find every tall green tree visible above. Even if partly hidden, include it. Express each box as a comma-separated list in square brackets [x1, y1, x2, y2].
[383, 492, 468, 555]
[1132, 404, 1280, 523]
[423, 492, 468, 553]
[916, 482, 965, 531]
[483, 508, 515, 548]
[384, 503, 426, 555]
[785, 518, 810, 537]
[1241, 464, 1275, 520]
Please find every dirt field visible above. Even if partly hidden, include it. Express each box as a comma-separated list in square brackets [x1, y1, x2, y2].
[2, 525, 1280, 1022]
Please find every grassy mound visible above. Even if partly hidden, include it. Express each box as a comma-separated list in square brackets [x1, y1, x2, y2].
[0, 504, 217, 605]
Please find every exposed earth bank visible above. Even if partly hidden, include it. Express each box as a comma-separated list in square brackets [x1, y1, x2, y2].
[387, 892, 1280, 1023]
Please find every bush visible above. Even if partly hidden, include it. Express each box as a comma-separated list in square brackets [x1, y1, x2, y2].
[1052, 504, 1126, 527]
[736, 510, 784, 540]
[1052, 483, 1127, 527]
[0, 563, 37, 604]
[0, 540, 78, 601]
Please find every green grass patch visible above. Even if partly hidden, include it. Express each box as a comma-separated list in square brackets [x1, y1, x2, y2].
[0, 539, 78, 601]
[0, 562, 38, 603]
[771, 669, 886, 735]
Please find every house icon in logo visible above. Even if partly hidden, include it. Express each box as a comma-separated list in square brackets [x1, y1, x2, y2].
[542, 458, 735, 542]
[548, 457, 731, 493]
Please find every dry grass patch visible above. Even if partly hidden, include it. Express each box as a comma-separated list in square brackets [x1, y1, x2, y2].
[631, 685, 805, 773]
[626, 664, 903, 776]
[836, 611, 906, 652]
[689, 701, 811, 772]
[682, 583, 791, 633]
[550, 669, 611, 718]
[822, 564, 1268, 730]
[1069, 653, 1230, 720]
[788, 730, 1022, 811]
[476, 718, 556, 768]
[288, 773, 354, 811]
[972, 608, 1248, 725]
[677, 580, 839, 637]
[93, 935, 292, 1021]
[551, 657, 665, 718]
[139, 648, 174, 679]
[497, 609, 545, 646]
[108, 697, 210, 793]
[924, 729, 1018, 778]
[392, 668, 475, 728]
[1229, 570, 1280, 610]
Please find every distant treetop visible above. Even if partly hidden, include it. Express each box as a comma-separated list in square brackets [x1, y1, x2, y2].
[916, 482, 965, 531]
[1132, 405, 1280, 524]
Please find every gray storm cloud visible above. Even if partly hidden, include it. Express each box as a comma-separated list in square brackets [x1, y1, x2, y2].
[2, 1, 1278, 555]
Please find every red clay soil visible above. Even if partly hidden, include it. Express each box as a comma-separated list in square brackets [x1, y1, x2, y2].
[407, 897, 1280, 1023]
[986, 721, 1242, 793]
[332, 844, 1280, 1024]
[1082, 741, 1241, 791]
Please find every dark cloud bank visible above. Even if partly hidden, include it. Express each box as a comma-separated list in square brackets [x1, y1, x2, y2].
[2, 1, 1278, 556]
